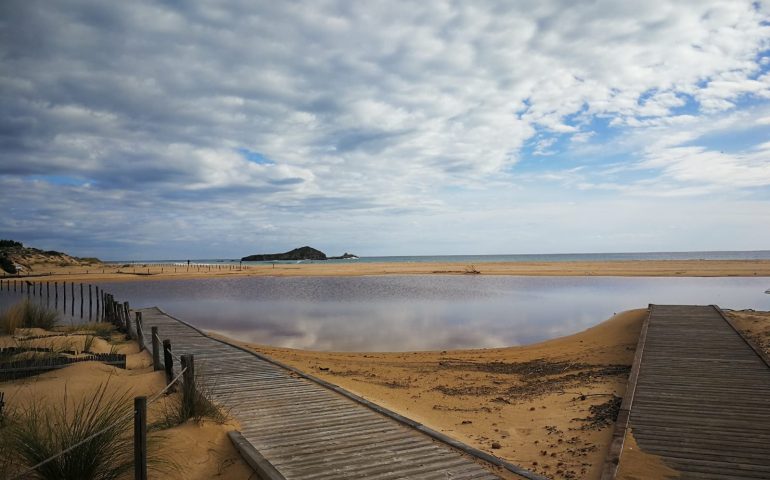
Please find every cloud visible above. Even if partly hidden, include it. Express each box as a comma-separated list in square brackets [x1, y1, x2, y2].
[0, 1, 769, 256]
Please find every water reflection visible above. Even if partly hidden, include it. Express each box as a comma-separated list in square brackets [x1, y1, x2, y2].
[83, 276, 770, 352]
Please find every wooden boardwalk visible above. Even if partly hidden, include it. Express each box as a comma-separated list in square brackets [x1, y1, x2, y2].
[137, 307, 542, 480]
[611, 304, 770, 479]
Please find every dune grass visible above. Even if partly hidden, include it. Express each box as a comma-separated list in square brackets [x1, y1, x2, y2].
[58, 322, 114, 340]
[152, 370, 228, 430]
[0, 300, 59, 334]
[6, 381, 136, 480]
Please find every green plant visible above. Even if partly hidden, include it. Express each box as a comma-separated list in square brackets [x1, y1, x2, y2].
[0, 300, 59, 334]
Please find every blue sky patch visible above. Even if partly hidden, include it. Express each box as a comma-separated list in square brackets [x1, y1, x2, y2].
[237, 148, 274, 165]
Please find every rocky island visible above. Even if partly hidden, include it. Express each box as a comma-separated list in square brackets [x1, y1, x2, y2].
[241, 246, 358, 262]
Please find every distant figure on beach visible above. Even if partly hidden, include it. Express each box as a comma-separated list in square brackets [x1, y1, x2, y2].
[187, 259, 190, 266]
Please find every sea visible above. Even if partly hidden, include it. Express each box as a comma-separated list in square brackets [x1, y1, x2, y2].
[108, 250, 770, 265]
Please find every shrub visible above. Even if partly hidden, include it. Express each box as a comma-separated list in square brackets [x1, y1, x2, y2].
[0, 240, 23, 249]
[0, 255, 16, 274]
[77, 258, 102, 264]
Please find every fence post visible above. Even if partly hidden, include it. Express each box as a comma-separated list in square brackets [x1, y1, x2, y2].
[135, 312, 144, 350]
[124, 303, 132, 337]
[89, 285, 92, 320]
[133, 396, 148, 480]
[124, 302, 131, 333]
[80, 283, 84, 319]
[151, 326, 161, 371]
[70, 282, 74, 317]
[181, 354, 196, 414]
[163, 339, 174, 389]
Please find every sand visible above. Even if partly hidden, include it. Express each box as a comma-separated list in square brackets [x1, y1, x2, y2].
[6, 258, 770, 283]
[215, 308, 648, 480]
[726, 309, 770, 356]
[615, 431, 680, 479]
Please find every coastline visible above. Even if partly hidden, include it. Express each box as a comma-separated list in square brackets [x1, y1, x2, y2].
[8, 259, 770, 283]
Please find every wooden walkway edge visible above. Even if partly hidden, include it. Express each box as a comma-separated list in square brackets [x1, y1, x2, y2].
[140, 307, 546, 480]
[602, 304, 770, 479]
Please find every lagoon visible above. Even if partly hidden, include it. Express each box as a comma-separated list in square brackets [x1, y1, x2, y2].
[89, 276, 770, 352]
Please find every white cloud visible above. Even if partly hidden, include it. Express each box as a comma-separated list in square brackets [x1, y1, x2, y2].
[0, 0, 769, 255]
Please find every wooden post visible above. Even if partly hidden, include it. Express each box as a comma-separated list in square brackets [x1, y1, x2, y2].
[80, 283, 84, 319]
[70, 282, 74, 317]
[151, 326, 161, 371]
[124, 302, 132, 337]
[181, 354, 196, 414]
[163, 340, 174, 389]
[133, 396, 148, 480]
[46, 282, 50, 307]
[89, 285, 92, 320]
[95, 286, 100, 320]
[135, 311, 144, 350]
[55, 282, 58, 309]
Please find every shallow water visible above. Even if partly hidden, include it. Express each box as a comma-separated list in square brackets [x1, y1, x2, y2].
[2, 276, 768, 351]
[74, 276, 770, 352]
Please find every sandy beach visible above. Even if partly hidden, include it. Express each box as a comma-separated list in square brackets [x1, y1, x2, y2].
[6, 259, 770, 283]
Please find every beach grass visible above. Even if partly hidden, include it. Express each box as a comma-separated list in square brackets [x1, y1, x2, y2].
[0, 300, 59, 334]
[152, 371, 228, 430]
[6, 381, 134, 480]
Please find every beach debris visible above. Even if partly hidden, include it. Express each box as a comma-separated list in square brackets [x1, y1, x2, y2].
[491, 441, 501, 449]
[572, 394, 622, 430]
[464, 265, 480, 274]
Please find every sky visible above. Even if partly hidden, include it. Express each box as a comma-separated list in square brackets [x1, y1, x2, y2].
[1, 1, 770, 260]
